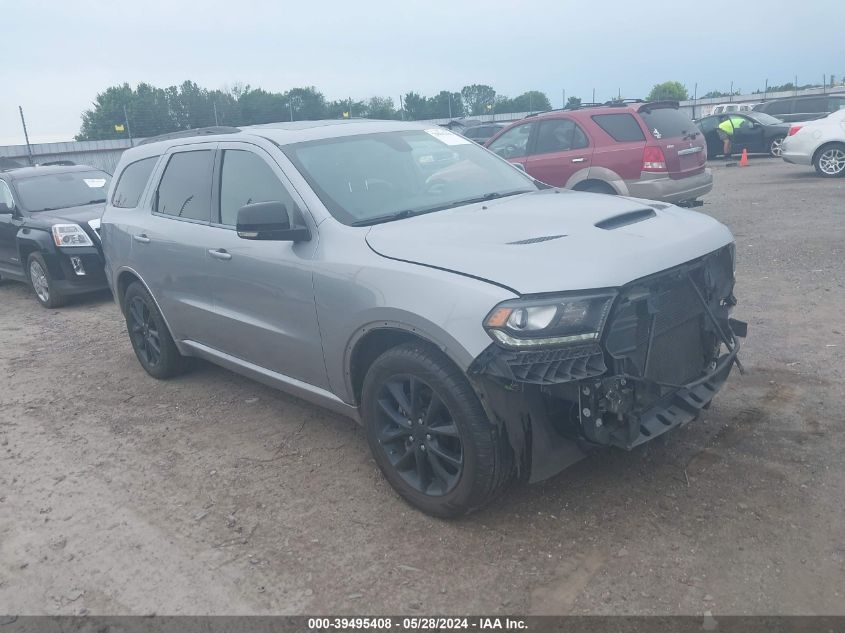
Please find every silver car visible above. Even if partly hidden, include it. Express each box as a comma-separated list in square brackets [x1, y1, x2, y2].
[101, 120, 746, 517]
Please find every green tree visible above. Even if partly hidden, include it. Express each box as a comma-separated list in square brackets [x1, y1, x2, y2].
[283, 86, 327, 120]
[461, 84, 496, 115]
[362, 96, 397, 119]
[566, 96, 582, 109]
[646, 81, 689, 102]
[76, 82, 176, 141]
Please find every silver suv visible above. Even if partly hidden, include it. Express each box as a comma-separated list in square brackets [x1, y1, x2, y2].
[101, 120, 746, 517]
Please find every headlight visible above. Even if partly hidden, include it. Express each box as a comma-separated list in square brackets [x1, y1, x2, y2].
[483, 292, 616, 348]
[52, 224, 93, 247]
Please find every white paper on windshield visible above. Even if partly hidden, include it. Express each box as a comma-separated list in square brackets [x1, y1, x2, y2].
[424, 128, 471, 146]
[83, 178, 107, 188]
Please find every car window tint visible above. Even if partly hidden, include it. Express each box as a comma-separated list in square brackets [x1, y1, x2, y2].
[796, 97, 828, 113]
[218, 150, 294, 226]
[764, 100, 793, 115]
[155, 150, 213, 222]
[591, 114, 646, 142]
[488, 123, 533, 158]
[638, 108, 697, 139]
[112, 156, 158, 208]
[534, 119, 585, 153]
[696, 117, 718, 133]
[0, 180, 14, 207]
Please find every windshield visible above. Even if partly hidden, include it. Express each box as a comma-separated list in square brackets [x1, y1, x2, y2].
[746, 112, 783, 125]
[15, 170, 111, 212]
[283, 129, 536, 225]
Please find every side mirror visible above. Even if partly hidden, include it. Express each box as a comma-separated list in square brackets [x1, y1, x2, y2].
[0, 202, 14, 215]
[236, 201, 310, 242]
[512, 162, 527, 173]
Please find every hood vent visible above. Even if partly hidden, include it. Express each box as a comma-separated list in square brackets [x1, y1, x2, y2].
[507, 234, 566, 245]
[595, 208, 656, 230]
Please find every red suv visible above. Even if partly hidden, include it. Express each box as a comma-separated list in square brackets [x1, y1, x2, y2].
[484, 101, 712, 204]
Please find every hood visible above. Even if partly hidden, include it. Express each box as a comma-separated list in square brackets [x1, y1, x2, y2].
[365, 190, 733, 295]
[30, 202, 105, 226]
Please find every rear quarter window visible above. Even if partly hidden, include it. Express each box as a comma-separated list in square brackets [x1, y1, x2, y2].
[638, 108, 697, 139]
[591, 113, 646, 142]
[112, 156, 159, 208]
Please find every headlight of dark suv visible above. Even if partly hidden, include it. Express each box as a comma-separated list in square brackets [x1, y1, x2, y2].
[483, 292, 616, 348]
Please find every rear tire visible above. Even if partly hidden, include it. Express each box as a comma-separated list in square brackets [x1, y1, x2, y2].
[123, 281, 189, 379]
[27, 253, 66, 309]
[769, 135, 785, 157]
[361, 343, 512, 518]
[575, 181, 616, 195]
[814, 143, 845, 178]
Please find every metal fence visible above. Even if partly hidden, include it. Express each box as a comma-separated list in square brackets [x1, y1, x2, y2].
[1, 86, 839, 173]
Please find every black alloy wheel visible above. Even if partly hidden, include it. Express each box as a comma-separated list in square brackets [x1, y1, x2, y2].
[123, 281, 188, 379]
[128, 295, 162, 368]
[373, 374, 463, 496]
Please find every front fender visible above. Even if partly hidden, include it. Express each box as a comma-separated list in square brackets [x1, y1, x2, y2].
[16, 228, 60, 276]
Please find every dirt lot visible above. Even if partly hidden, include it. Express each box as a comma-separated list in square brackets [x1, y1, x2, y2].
[1, 159, 843, 616]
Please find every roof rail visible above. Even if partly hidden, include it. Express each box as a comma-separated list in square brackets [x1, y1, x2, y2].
[525, 99, 647, 117]
[138, 126, 241, 146]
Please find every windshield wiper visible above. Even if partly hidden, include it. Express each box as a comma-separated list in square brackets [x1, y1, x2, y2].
[349, 190, 533, 227]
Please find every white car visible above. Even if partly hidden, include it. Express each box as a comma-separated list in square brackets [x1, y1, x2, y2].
[781, 109, 845, 177]
[710, 103, 757, 115]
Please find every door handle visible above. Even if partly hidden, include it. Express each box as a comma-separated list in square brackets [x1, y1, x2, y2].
[133, 234, 151, 244]
[208, 248, 232, 261]
[571, 157, 586, 163]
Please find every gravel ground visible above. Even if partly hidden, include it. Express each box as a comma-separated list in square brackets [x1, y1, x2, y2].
[1, 158, 843, 616]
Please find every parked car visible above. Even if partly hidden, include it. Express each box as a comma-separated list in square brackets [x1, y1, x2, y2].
[0, 164, 111, 307]
[710, 103, 756, 115]
[101, 121, 745, 517]
[781, 109, 845, 177]
[753, 93, 845, 123]
[484, 101, 712, 205]
[696, 111, 792, 158]
[462, 123, 508, 144]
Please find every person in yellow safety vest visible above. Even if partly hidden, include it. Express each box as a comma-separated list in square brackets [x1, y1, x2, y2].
[717, 115, 748, 159]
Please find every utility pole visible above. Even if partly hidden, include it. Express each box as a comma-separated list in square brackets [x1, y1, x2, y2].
[528, 92, 533, 114]
[448, 93, 452, 119]
[18, 106, 34, 166]
[794, 75, 798, 95]
[729, 81, 734, 102]
[823, 74, 827, 93]
[693, 83, 698, 119]
[213, 102, 219, 126]
[764, 78, 768, 101]
[288, 102, 294, 122]
[562, 89, 565, 109]
[123, 104, 134, 147]
[592, 88, 596, 103]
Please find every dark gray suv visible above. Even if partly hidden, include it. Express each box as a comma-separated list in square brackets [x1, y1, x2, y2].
[102, 121, 745, 517]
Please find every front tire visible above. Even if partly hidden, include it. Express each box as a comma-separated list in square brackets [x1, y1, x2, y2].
[814, 143, 845, 178]
[123, 281, 189, 379]
[361, 343, 512, 517]
[769, 135, 785, 157]
[27, 253, 66, 309]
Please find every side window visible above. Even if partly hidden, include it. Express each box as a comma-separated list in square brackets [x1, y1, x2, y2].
[112, 156, 159, 208]
[765, 100, 793, 116]
[488, 123, 533, 158]
[697, 117, 718, 133]
[591, 114, 646, 142]
[0, 180, 14, 208]
[534, 119, 590, 154]
[155, 150, 214, 222]
[796, 97, 827, 114]
[218, 150, 296, 227]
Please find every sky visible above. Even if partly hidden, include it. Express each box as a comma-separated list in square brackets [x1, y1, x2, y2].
[2, 0, 843, 145]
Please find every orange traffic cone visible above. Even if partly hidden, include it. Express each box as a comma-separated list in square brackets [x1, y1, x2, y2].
[739, 148, 749, 167]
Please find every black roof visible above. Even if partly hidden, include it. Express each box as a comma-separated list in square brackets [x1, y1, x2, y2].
[0, 164, 102, 181]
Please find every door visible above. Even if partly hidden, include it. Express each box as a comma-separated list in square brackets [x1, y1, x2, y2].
[0, 180, 22, 269]
[730, 115, 765, 153]
[523, 118, 592, 187]
[125, 144, 220, 344]
[486, 122, 535, 170]
[200, 143, 328, 389]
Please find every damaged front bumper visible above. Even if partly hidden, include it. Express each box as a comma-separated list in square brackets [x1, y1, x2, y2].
[468, 245, 747, 484]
